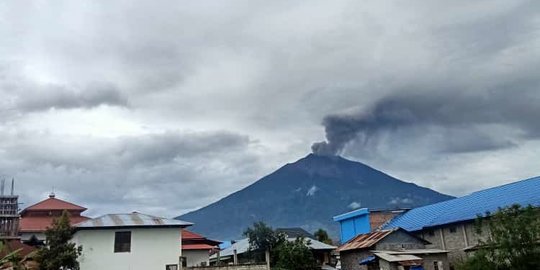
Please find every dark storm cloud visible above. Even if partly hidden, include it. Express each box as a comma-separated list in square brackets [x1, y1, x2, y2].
[0, 130, 259, 216]
[313, 84, 540, 155]
[14, 82, 128, 112]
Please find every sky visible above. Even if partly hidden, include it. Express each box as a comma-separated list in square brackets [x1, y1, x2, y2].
[0, 0, 539, 218]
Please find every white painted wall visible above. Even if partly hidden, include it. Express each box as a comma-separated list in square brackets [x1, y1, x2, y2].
[73, 228, 181, 270]
[183, 250, 210, 267]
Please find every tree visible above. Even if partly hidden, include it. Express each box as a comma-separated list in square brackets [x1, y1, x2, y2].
[314, 228, 333, 245]
[244, 222, 285, 252]
[274, 237, 318, 270]
[0, 240, 23, 270]
[36, 210, 82, 270]
[458, 204, 540, 270]
[244, 222, 318, 269]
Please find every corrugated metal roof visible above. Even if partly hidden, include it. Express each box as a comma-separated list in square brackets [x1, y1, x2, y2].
[383, 176, 540, 232]
[336, 228, 397, 252]
[373, 252, 422, 263]
[75, 212, 192, 229]
[211, 237, 336, 259]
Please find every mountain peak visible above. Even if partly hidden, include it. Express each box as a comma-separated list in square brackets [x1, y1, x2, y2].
[179, 154, 454, 240]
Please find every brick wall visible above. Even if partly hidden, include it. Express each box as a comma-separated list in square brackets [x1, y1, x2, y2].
[415, 221, 491, 268]
[340, 250, 371, 270]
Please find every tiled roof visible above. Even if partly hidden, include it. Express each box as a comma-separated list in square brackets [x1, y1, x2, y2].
[20, 215, 90, 233]
[75, 212, 192, 229]
[337, 228, 397, 252]
[21, 197, 87, 214]
[383, 176, 540, 232]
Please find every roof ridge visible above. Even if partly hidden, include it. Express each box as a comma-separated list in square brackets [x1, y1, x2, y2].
[22, 197, 87, 213]
[469, 175, 540, 195]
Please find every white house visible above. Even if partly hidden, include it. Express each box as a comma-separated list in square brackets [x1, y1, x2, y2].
[73, 212, 192, 270]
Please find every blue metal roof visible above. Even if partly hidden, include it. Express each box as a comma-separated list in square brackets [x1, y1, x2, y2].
[382, 176, 540, 231]
[333, 208, 369, 222]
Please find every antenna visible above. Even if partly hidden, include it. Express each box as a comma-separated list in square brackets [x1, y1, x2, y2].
[10, 178, 14, 196]
[1, 178, 4, 196]
[49, 186, 56, 198]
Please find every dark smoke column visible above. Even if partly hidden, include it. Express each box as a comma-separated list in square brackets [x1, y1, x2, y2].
[311, 114, 367, 156]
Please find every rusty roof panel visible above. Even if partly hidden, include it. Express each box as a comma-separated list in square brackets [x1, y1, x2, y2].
[337, 228, 397, 252]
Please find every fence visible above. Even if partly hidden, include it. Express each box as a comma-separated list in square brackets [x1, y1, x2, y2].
[186, 264, 269, 270]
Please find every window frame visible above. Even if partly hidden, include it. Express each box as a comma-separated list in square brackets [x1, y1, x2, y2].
[114, 231, 132, 253]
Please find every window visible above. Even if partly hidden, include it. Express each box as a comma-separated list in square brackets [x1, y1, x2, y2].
[434, 261, 439, 270]
[114, 231, 131, 253]
[449, 226, 457, 233]
[165, 265, 178, 270]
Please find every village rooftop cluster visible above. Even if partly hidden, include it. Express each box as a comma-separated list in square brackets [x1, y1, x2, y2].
[0, 175, 538, 270]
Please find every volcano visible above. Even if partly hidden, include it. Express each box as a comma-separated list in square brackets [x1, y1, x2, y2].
[177, 154, 453, 240]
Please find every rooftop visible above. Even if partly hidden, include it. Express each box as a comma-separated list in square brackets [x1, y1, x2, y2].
[21, 195, 87, 215]
[383, 176, 540, 231]
[75, 212, 192, 229]
[211, 237, 336, 259]
[337, 228, 397, 252]
[20, 215, 89, 233]
[182, 229, 221, 250]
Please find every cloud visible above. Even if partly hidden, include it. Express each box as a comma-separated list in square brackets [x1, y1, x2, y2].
[0, 130, 260, 216]
[313, 85, 540, 155]
[0, 0, 538, 218]
[15, 82, 128, 112]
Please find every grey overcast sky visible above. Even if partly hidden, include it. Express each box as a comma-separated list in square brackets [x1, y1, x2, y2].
[1, 0, 539, 217]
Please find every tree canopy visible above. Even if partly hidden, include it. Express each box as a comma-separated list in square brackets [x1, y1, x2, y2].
[274, 237, 317, 270]
[243, 222, 318, 270]
[314, 228, 333, 245]
[458, 204, 540, 270]
[36, 210, 82, 270]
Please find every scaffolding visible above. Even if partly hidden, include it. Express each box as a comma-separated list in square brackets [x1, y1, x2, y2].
[0, 179, 19, 239]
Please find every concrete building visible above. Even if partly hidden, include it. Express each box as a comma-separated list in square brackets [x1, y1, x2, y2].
[19, 193, 89, 245]
[182, 229, 221, 267]
[337, 228, 448, 270]
[73, 212, 192, 270]
[383, 176, 540, 266]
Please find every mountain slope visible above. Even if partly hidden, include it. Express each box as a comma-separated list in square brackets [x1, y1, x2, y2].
[177, 154, 453, 240]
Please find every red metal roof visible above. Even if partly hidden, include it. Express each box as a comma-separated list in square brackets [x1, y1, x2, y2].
[182, 229, 206, 240]
[181, 229, 221, 250]
[337, 228, 398, 252]
[183, 244, 216, 250]
[21, 197, 87, 215]
[0, 240, 36, 258]
[20, 215, 90, 233]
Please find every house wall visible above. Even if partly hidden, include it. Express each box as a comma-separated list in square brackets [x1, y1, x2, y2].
[73, 227, 181, 270]
[340, 250, 371, 270]
[374, 230, 425, 251]
[415, 221, 490, 267]
[339, 215, 371, 244]
[184, 250, 210, 267]
[378, 260, 394, 270]
[420, 253, 449, 270]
